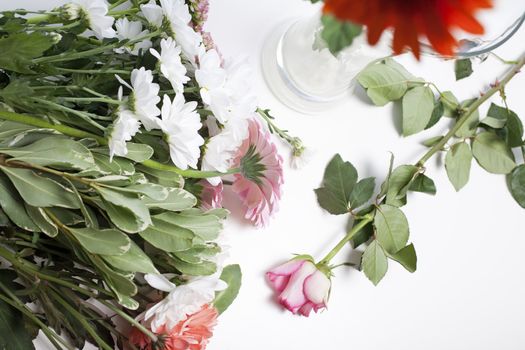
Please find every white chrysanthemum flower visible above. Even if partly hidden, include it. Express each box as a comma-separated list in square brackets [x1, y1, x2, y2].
[291, 147, 314, 169]
[115, 18, 152, 55]
[158, 94, 204, 170]
[108, 109, 141, 160]
[73, 0, 116, 39]
[142, 274, 227, 332]
[143, 0, 203, 62]
[150, 38, 189, 93]
[196, 50, 257, 125]
[116, 68, 161, 131]
[108, 87, 141, 160]
[140, 0, 163, 27]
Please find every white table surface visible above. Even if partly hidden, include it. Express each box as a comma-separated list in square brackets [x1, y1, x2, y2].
[2, 1, 525, 350]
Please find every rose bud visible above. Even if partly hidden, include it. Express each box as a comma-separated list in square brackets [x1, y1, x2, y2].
[266, 257, 331, 316]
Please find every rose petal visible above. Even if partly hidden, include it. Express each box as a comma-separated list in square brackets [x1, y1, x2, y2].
[303, 270, 331, 305]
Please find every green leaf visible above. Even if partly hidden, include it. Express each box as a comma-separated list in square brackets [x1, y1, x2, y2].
[214, 264, 242, 314]
[422, 135, 445, 148]
[402, 86, 435, 136]
[0, 175, 39, 231]
[509, 165, 525, 208]
[93, 143, 153, 162]
[136, 165, 184, 188]
[455, 100, 479, 138]
[350, 219, 374, 248]
[455, 59, 473, 81]
[0, 166, 79, 208]
[441, 91, 459, 118]
[357, 62, 410, 106]
[362, 240, 388, 286]
[315, 154, 358, 214]
[69, 227, 131, 256]
[445, 142, 473, 191]
[320, 14, 363, 55]
[0, 137, 96, 171]
[97, 187, 151, 233]
[0, 299, 36, 350]
[170, 256, 217, 276]
[0, 81, 35, 103]
[103, 183, 169, 201]
[385, 165, 418, 207]
[481, 103, 508, 129]
[155, 211, 223, 241]
[349, 177, 375, 209]
[425, 101, 444, 130]
[374, 204, 409, 254]
[102, 241, 158, 274]
[472, 132, 516, 174]
[25, 205, 58, 237]
[503, 110, 524, 148]
[409, 174, 436, 195]
[139, 217, 194, 252]
[0, 32, 55, 73]
[388, 243, 417, 272]
[143, 188, 197, 211]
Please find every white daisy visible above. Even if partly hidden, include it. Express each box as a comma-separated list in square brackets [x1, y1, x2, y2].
[158, 94, 204, 170]
[140, 0, 163, 28]
[150, 38, 189, 93]
[144, 0, 203, 62]
[108, 109, 141, 160]
[73, 0, 116, 39]
[142, 274, 227, 332]
[115, 18, 152, 56]
[116, 68, 161, 131]
[196, 51, 257, 126]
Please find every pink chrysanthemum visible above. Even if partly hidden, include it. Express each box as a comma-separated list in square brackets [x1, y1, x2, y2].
[129, 305, 219, 350]
[199, 180, 223, 210]
[231, 118, 284, 227]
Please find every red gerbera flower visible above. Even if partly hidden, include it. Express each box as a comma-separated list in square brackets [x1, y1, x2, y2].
[323, 0, 493, 58]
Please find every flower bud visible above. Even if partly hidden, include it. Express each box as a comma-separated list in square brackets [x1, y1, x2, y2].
[266, 258, 331, 316]
[60, 3, 82, 21]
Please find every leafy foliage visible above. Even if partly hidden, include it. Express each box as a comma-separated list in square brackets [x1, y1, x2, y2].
[320, 14, 363, 55]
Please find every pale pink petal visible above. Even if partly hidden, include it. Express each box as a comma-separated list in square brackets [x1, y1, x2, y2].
[303, 270, 331, 305]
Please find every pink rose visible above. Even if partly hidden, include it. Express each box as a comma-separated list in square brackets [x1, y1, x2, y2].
[266, 258, 331, 316]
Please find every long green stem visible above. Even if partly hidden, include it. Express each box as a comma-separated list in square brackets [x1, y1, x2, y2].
[56, 67, 131, 75]
[417, 52, 525, 167]
[319, 214, 374, 265]
[58, 97, 123, 105]
[31, 98, 105, 131]
[48, 289, 113, 350]
[0, 110, 239, 178]
[0, 293, 72, 350]
[30, 21, 81, 31]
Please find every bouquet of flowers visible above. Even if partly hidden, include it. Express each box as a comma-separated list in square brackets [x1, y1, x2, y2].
[0, 0, 295, 349]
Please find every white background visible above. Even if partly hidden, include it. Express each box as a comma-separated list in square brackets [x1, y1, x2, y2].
[2, 1, 525, 350]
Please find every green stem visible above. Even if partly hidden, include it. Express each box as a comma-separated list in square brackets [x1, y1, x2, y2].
[26, 13, 55, 24]
[33, 30, 162, 64]
[97, 299, 159, 343]
[48, 289, 113, 350]
[0, 293, 72, 350]
[417, 52, 525, 167]
[56, 67, 131, 75]
[109, 0, 130, 10]
[31, 98, 105, 131]
[30, 20, 81, 31]
[319, 214, 374, 265]
[0, 244, 113, 298]
[58, 97, 123, 105]
[0, 110, 240, 178]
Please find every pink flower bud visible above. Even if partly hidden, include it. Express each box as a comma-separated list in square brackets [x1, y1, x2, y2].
[266, 259, 331, 317]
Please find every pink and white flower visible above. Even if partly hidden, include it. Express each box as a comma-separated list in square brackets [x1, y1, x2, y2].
[267, 258, 331, 317]
[231, 119, 283, 227]
[130, 305, 219, 350]
[199, 180, 223, 210]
